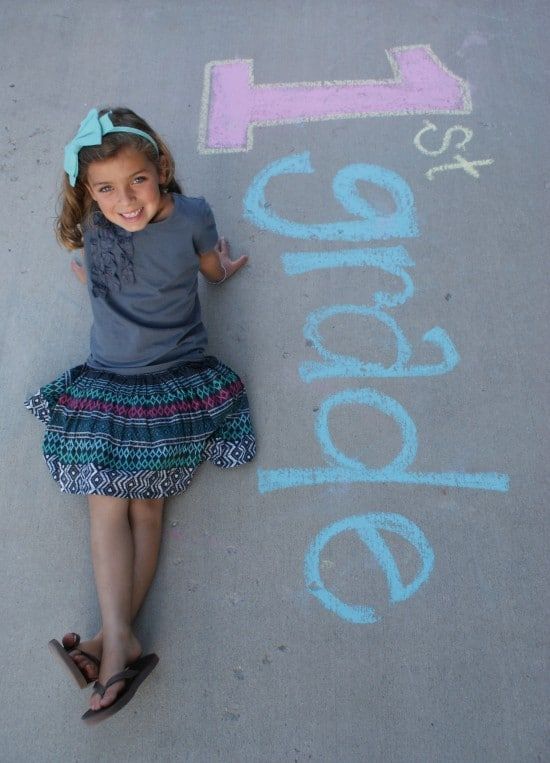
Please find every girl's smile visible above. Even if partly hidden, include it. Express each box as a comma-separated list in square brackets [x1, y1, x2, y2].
[86, 146, 173, 231]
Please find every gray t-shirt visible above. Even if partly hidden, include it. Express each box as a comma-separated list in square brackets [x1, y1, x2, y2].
[83, 194, 218, 374]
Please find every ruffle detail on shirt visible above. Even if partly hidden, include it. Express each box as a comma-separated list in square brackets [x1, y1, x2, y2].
[87, 212, 136, 298]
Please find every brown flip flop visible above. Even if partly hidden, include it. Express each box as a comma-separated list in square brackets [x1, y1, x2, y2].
[81, 653, 159, 724]
[48, 633, 100, 688]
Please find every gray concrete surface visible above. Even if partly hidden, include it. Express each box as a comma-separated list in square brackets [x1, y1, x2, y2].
[1, 1, 548, 761]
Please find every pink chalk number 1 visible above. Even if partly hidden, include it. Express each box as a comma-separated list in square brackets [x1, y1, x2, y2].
[199, 45, 472, 153]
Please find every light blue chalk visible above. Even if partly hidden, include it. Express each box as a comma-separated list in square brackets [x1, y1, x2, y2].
[304, 513, 435, 623]
[300, 305, 459, 381]
[282, 246, 415, 308]
[258, 387, 510, 493]
[243, 152, 419, 241]
[259, 466, 509, 493]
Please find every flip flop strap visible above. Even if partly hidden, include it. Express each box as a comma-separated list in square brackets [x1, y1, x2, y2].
[92, 667, 139, 697]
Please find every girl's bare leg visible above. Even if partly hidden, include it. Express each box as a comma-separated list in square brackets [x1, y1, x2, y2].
[68, 498, 165, 685]
[127, 497, 166, 613]
[87, 495, 141, 710]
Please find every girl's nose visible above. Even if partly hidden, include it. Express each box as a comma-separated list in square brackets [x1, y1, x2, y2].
[118, 186, 137, 204]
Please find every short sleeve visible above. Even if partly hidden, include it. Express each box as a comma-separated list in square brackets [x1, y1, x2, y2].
[192, 198, 219, 254]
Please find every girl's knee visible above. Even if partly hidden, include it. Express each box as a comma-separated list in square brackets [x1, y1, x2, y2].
[129, 497, 165, 526]
[88, 495, 130, 518]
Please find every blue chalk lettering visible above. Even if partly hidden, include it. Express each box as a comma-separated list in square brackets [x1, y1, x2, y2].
[304, 513, 435, 623]
[282, 246, 415, 308]
[257, 388, 509, 493]
[300, 305, 459, 382]
[243, 152, 419, 241]
[317, 388, 416, 472]
[301, 304, 410, 382]
[282, 247, 459, 381]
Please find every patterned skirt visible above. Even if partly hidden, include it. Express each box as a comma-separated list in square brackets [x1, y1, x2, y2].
[24, 356, 255, 498]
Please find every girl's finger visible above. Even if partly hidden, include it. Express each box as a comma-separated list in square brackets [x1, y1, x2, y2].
[232, 254, 248, 267]
[226, 255, 249, 276]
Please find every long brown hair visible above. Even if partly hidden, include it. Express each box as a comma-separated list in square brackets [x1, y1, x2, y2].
[56, 107, 183, 250]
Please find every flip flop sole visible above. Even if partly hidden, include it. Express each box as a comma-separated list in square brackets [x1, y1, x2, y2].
[82, 653, 159, 724]
[48, 639, 90, 689]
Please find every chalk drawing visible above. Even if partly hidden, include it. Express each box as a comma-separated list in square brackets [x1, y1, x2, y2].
[425, 155, 494, 180]
[241, 152, 509, 495]
[300, 305, 459, 381]
[243, 152, 419, 241]
[282, 247, 415, 307]
[413, 120, 494, 180]
[220, 38, 504, 623]
[304, 513, 434, 623]
[413, 119, 473, 156]
[257, 388, 509, 493]
[282, 246, 459, 379]
[283, 246, 411, 292]
[199, 45, 472, 152]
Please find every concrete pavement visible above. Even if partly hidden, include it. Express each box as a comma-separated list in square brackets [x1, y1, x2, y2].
[1, 1, 548, 760]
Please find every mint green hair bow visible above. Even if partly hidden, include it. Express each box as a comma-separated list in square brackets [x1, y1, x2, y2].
[63, 108, 159, 187]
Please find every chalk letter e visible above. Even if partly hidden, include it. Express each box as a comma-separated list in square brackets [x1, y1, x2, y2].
[305, 513, 434, 623]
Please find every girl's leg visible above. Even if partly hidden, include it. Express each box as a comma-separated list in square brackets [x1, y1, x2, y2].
[69, 498, 165, 683]
[128, 497, 166, 616]
[87, 495, 142, 710]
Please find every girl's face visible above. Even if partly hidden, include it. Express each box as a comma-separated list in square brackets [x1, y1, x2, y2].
[85, 146, 172, 231]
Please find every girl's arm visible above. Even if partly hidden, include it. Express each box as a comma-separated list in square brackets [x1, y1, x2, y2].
[71, 254, 87, 284]
[199, 238, 248, 284]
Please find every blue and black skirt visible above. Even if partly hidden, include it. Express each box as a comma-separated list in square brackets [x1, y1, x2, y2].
[24, 356, 255, 498]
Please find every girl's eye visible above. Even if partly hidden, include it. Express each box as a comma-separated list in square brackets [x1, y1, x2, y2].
[133, 176, 147, 184]
[98, 186, 112, 193]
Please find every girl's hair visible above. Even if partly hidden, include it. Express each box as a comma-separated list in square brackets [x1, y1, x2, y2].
[56, 107, 183, 250]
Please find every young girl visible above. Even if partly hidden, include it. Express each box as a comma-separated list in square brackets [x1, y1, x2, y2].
[24, 106, 256, 723]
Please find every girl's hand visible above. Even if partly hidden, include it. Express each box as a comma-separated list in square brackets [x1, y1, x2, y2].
[215, 237, 248, 280]
[71, 258, 87, 284]
[200, 238, 248, 284]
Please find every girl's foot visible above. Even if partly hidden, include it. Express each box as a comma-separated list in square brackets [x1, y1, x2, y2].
[89, 630, 142, 711]
[62, 633, 102, 682]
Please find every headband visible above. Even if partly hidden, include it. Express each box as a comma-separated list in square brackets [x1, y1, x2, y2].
[64, 108, 160, 187]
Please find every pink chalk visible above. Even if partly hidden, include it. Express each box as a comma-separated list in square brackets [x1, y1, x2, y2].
[200, 46, 471, 152]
